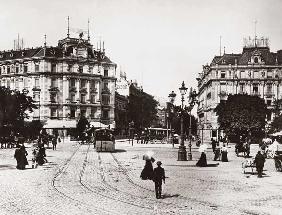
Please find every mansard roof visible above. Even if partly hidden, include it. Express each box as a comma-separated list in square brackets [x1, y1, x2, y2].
[210, 46, 282, 66]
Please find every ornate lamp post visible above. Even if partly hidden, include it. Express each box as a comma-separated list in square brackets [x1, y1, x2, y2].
[187, 88, 198, 160]
[129, 121, 134, 146]
[178, 81, 188, 161]
[167, 91, 176, 144]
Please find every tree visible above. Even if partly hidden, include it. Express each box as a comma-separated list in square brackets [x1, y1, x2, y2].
[0, 87, 37, 137]
[128, 84, 158, 132]
[214, 94, 267, 142]
[76, 115, 90, 140]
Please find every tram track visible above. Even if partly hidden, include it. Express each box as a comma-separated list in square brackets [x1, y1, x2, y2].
[51, 144, 116, 215]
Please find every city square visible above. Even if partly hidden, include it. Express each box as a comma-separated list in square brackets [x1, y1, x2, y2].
[0, 140, 282, 215]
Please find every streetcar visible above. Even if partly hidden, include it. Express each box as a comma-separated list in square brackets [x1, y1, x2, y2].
[94, 128, 115, 152]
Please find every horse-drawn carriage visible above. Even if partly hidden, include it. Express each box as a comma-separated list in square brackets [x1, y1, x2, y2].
[235, 142, 250, 157]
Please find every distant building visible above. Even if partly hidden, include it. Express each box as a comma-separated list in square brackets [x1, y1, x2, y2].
[197, 37, 282, 142]
[0, 28, 117, 136]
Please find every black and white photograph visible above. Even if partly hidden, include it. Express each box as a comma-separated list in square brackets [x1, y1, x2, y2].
[1, 0, 282, 214]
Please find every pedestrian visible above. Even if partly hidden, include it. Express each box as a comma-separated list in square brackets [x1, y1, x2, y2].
[196, 152, 207, 167]
[140, 156, 155, 180]
[221, 144, 228, 162]
[254, 150, 265, 178]
[52, 135, 58, 150]
[214, 142, 221, 161]
[18, 145, 28, 170]
[31, 147, 39, 168]
[14, 145, 21, 169]
[211, 138, 216, 152]
[153, 161, 165, 199]
[37, 146, 47, 165]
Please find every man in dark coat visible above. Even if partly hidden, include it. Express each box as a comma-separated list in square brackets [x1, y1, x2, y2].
[254, 150, 265, 178]
[153, 161, 165, 199]
[14, 146, 21, 169]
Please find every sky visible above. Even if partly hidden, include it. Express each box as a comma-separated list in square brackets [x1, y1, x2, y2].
[0, 0, 282, 105]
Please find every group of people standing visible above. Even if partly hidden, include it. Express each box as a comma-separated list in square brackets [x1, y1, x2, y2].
[212, 138, 229, 162]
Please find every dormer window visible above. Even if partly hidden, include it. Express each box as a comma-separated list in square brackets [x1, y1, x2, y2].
[10, 53, 13, 57]
[254, 57, 258, 63]
[220, 71, 226, 79]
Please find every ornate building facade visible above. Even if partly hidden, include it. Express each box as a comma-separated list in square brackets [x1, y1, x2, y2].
[197, 37, 282, 142]
[0, 32, 117, 135]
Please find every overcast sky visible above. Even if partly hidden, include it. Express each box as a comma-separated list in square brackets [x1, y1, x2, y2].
[0, 0, 282, 104]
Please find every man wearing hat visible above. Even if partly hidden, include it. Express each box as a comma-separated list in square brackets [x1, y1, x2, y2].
[153, 161, 165, 199]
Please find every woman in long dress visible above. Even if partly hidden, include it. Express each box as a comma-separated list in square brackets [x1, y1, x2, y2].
[140, 157, 155, 180]
[196, 152, 207, 167]
[221, 144, 228, 162]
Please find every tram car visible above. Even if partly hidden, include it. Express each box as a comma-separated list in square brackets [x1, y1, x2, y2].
[94, 128, 115, 152]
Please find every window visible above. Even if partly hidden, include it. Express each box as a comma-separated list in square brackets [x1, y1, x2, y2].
[7, 80, 10, 88]
[90, 107, 96, 118]
[70, 94, 76, 102]
[70, 79, 76, 87]
[78, 66, 83, 73]
[51, 64, 56, 73]
[239, 83, 245, 93]
[206, 92, 211, 99]
[253, 71, 259, 78]
[104, 69, 108, 77]
[24, 64, 28, 73]
[80, 94, 86, 103]
[7, 66, 10, 74]
[24, 78, 28, 88]
[267, 100, 272, 106]
[81, 109, 86, 117]
[253, 84, 258, 94]
[35, 78, 40, 88]
[90, 94, 96, 103]
[35, 64, 39, 72]
[254, 57, 258, 63]
[220, 71, 226, 79]
[266, 84, 272, 93]
[50, 93, 56, 103]
[70, 109, 76, 118]
[102, 95, 110, 105]
[15, 65, 19, 73]
[51, 108, 57, 118]
[81, 79, 86, 88]
[90, 81, 96, 90]
[103, 82, 109, 90]
[267, 71, 273, 78]
[15, 79, 19, 89]
[51, 78, 57, 88]
[240, 71, 245, 78]
[102, 110, 109, 119]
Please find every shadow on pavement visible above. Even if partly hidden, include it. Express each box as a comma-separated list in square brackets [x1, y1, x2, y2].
[162, 194, 180, 199]
[112, 149, 127, 153]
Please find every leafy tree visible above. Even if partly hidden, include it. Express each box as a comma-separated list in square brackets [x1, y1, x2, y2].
[270, 115, 282, 133]
[128, 84, 158, 132]
[214, 94, 267, 142]
[170, 105, 197, 136]
[0, 87, 37, 137]
[76, 115, 90, 140]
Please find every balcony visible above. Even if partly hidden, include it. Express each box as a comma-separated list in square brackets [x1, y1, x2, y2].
[69, 86, 77, 93]
[79, 87, 87, 94]
[49, 87, 59, 93]
[101, 88, 111, 95]
[32, 87, 41, 92]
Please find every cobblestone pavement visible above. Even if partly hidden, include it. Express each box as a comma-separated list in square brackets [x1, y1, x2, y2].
[0, 140, 282, 215]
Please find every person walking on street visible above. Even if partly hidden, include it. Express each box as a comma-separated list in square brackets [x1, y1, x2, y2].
[153, 161, 165, 199]
[254, 150, 265, 178]
[221, 144, 228, 162]
[211, 138, 216, 152]
[52, 135, 58, 150]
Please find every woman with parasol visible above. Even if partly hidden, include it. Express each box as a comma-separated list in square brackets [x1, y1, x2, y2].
[140, 151, 155, 180]
[196, 143, 208, 167]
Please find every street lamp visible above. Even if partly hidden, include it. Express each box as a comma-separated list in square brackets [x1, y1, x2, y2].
[187, 88, 198, 160]
[167, 91, 176, 145]
[178, 81, 188, 161]
[129, 121, 134, 146]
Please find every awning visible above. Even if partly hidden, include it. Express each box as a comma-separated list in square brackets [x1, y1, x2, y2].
[270, 131, 282, 137]
[90, 121, 108, 128]
[43, 120, 76, 129]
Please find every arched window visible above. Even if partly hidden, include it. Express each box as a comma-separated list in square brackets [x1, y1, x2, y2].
[254, 57, 258, 63]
